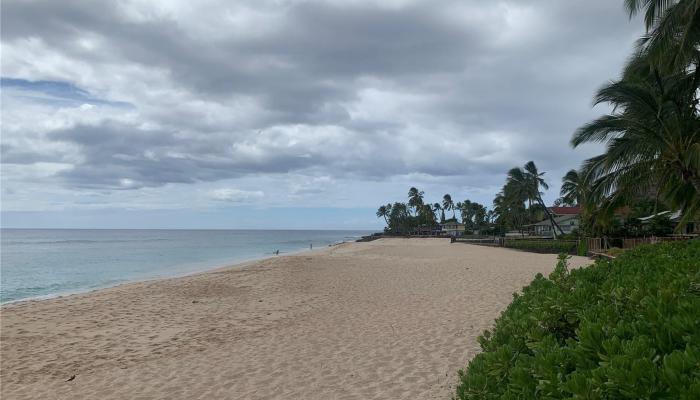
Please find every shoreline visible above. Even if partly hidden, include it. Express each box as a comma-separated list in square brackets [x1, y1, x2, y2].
[1, 241, 349, 307]
[1, 239, 591, 399]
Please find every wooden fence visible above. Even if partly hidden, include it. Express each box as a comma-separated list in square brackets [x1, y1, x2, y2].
[622, 235, 694, 249]
[454, 235, 695, 256]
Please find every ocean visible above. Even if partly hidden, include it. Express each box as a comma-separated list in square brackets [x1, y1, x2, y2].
[0, 229, 372, 304]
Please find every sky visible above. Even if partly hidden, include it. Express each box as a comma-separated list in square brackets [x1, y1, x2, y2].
[1, 0, 643, 230]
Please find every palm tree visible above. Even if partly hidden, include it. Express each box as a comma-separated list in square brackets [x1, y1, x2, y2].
[388, 202, 409, 234]
[459, 200, 473, 229]
[432, 203, 442, 222]
[494, 182, 527, 232]
[420, 204, 436, 226]
[442, 194, 455, 219]
[407, 187, 425, 215]
[572, 50, 700, 221]
[472, 202, 487, 232]
[376, 204, 391, 226]
[560, 169, 584, 206]
[507, 161, 564, 237]
[624, 0, 700, 72]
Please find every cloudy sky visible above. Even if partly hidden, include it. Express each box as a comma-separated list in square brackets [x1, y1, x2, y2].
[1, 0, 642, 230]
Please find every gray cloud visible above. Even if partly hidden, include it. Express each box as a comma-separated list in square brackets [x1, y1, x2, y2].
[1, 0, 643, 211]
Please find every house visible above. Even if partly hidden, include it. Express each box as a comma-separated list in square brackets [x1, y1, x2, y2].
[441, 221, 466, 237]
[638, 210, 699, 235]
[412, 225, 442, 236]
[529, 214, 580, 237]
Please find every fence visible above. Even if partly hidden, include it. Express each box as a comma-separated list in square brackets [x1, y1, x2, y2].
[454, 235, 695, 256]
[586, 237, 604, 253]
[453, 237, 502, 246]
[622, 235, 694, 249]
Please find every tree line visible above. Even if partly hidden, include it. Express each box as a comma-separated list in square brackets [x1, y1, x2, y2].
[376, 189, 490, 235]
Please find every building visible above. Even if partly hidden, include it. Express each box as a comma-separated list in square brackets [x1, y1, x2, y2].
[521, 206, 582, 237]
[412, 225, 442, 236]
[528, 214, 580, 237]
[638, 210, 699, 235]
[549, 206, 582, 217]
[441, 221, 466, 237]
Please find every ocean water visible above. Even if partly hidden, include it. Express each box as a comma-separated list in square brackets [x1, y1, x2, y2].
[0, 229, 371, 304]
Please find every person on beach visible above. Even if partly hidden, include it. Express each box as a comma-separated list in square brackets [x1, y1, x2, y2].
[310, 244, 313, 250]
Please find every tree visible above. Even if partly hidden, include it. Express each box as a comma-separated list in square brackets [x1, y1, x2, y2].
[560, 169, 585, 206]
[493, 186, 528, 233]
[388, 202, 410, 234]
[376, 204, 391, 226]
[572, 51, 700, 223]
[507, 161, 564, 237]
[419, 204, 437, 226]
[624, 0, 700, 73]
[472, 202, 487, 232]
[569, 0, 700, 231]
[432, 203, 443, 223]
[442, 194, 456, 219]
[408, 187, 425, 216]
[459, 200, 472, 227]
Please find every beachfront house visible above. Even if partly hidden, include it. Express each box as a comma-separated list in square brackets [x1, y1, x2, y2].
[638, 210, 699, 235]
[525, 206, 582, 237]
[441, 221, 466, 237]
[529, 214, 580, 237]
[412, 225, 442, 236]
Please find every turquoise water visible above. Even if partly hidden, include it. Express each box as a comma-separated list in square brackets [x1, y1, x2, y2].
[0, 229, 371, 303]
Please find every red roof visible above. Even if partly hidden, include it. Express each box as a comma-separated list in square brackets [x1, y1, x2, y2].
[549, 206, 581, 215]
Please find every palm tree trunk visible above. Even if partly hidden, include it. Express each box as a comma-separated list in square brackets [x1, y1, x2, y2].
[537, 194, 564, 238]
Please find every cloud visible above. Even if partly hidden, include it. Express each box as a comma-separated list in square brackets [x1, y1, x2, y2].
[209, 188, 265, 203]
[0, 0, 644, 217]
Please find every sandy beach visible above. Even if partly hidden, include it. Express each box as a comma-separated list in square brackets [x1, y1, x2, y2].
[1, 238, 591, 399]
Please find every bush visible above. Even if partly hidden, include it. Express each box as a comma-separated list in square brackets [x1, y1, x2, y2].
[456, 240, 700, 399]
[607, 246, 625, 257]
[503, 239, 578, 254]
[576, 240, 588, 256]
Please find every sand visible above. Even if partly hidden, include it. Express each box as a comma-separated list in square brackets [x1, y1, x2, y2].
[0, 238, 591, 399]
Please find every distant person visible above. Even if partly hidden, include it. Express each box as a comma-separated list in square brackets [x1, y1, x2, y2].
[310, 243, 313, 250]
[275, 249, 279, 255]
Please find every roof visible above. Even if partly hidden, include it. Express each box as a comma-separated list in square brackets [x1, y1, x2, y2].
[638, 210, 682, 222]
[527, 214, 579, 226]
[549, 206, 582, 215]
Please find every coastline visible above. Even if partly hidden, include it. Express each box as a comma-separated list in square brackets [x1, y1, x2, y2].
[1, 238, 591, 399]
[0, 238, 354, 307]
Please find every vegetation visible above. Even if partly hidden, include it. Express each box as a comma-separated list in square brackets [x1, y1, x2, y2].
[492, 161, 564, 237]
[376, 189, 490, 235]
[456, 240, 700, 399]
[570, 0, 700, 232]
[503, 239, 577, 254]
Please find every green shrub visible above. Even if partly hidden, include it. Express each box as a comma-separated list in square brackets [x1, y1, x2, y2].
[456, 240, 700, 399]
[607, 246, 625, 257]
[576, 240, 588, 256]
[503, 239, 577, 254]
